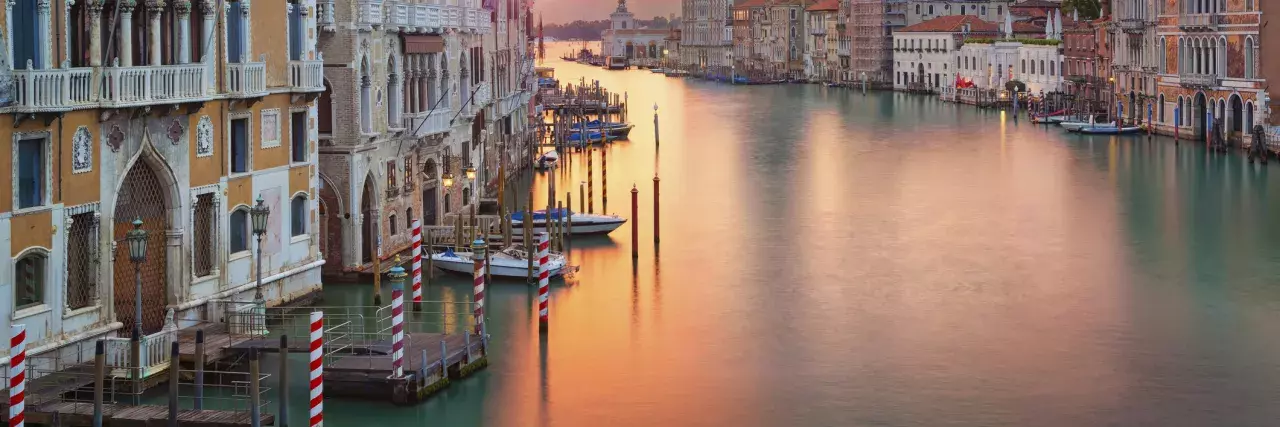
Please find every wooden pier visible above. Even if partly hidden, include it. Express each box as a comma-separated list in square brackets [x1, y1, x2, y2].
[9, 401, 274, 427]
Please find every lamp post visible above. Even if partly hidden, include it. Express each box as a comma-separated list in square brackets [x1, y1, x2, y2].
[251, 194, 270, 335]
[125, 217, 147, 404]
[126, 218, 148, 335]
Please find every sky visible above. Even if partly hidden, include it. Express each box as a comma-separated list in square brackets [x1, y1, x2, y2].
[536, 0, 681, 24]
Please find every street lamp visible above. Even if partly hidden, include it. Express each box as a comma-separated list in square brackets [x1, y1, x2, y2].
[251, 194, 270, 301]
[442, 171, 455, 189]
[465, 165, 477, 181]
[126, 217, 148, 335]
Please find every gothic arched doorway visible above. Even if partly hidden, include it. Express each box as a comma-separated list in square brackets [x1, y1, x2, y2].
[360, 174, 376, 264]
[113, 154, 173, 335]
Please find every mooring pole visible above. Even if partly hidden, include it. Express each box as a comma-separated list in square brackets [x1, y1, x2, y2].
[565, 192, 573, 249]
[579, 182, 585, 213]
[168, 342, 179, 427]
[631, 185, 639, 259]
[602, 148, 608, 214]
[587, 148, 594, 214]
[525, 204, 534, 284]
[250, 348, 262, 427]
[653, 176, 660, 245]
[194, 329, 205, 409]
[93, 340, 105, 427]
[654, 104, 660, 147]
[279, 335, 290, 427]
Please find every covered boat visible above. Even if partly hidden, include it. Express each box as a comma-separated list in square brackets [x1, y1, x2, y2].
[568, 130, 606, 145]
[535, 150, 559, 170]
[511, 208, 626, 235]
[570, 120, 634, 139]
[1059, 116, 1113, 132]
[430, 246, 573, 279]
[1078, 125, 1144, 135]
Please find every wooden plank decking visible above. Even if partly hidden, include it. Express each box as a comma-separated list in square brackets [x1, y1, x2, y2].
[3, 401, 274, 427]
[176, 322, 255, 363]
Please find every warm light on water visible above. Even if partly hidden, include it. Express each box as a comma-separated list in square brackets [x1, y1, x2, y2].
[268, 50, 1280, 426]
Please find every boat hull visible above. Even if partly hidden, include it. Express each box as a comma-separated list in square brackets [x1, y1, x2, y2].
[431, 253, 568, 279]
[1078, 126, 1143, 135]
[512, 218, 625, 235]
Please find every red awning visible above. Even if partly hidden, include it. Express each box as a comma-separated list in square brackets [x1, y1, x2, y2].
[402, 35, 445, 54]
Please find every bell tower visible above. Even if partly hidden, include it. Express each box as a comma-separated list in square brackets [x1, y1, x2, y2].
[611, 0, 635, 30]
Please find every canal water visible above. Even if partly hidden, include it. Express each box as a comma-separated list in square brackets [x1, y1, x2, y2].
[293, 55, 1280, 426]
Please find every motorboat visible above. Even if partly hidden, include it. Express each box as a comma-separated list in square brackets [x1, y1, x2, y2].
[535, 150, 559, 170]
[511, 208, 627, 235]
[1059, 116, 1113, 132]
[664, 69, 689, 77]
[568, 130, 606, 145]
[571, 120, 634, 139]
[1031, 109, 1069, 124]
[650, 68, 666, 73]
[1078, 125, 1144, 135]
[430, 246, 573, 279]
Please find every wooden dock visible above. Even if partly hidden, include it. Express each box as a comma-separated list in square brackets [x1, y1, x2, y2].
[4, 401, 273, 427]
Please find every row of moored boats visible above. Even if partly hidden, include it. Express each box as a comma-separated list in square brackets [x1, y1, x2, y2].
[429, 208, 626, 280]
[1031, 109, 1145, 135]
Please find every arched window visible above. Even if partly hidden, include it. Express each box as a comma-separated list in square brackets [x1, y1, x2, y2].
[1177, 96, 1184, 126]
[444, 192, 451, 214]
[291, 195, 308, 237]
[387, 54, 401, 128]
[389, 214, 398, 235]
[1158, 94, 1165, 123]
[359, 58, 373, 133]
[463, 187, 471, 207]
[14, 250, 46, 310]
[1246, 102, 1254, 129]
[406, 208, 414, 230]
[1050, 61, 1055, 76]
[1040, 60, 1045, 75]
[230, 208, 251, 253]
[1159, 38, 1166, 73]
[1244, 37, 1255, 79]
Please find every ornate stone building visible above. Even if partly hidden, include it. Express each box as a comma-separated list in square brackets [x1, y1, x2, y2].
[680, 0, 733, 72]
[0, 0, 326, 362]
[314, 0, 533, 277]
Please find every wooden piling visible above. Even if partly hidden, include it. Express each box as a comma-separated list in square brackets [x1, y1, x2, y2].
[653, 176, 660, 245]
[579, 182, 585, 213]
[93, 340, 104, 427]
[169, 342, 179, 427]
[525, 204, 534, 284]
[455, 214, 464, 252]
[565, 192, 573, 249]
[587, 148, 594, 214]
[654, 104, 660, 147]
[250, 348, 262, 427]
[631, 185, 639, 259]
[194, 330, 204, 409]
[602, 148, 608, 214]
[279, 335, 290, 427]
[556, 202, 565, 252]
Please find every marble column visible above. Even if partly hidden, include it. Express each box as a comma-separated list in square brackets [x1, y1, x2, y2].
[119, 0, 136, 66]
[37, 0, 51, 68]
[239, 0, 252, 62]
[88, 0, 105, 66]
[147, 0, 165, 65]
[200, 0, 216, 91]
[176, 0, 191, 63]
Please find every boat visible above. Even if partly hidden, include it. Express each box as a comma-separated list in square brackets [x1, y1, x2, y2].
[511, 208, 627, 235]
[536, 67, 557, 88]
[650, 68, 666, 73]
[1031, 109, 1069, 124]
[570, 120, 634, 139]
[1077, 125, 1144, 135]
[535, 150, 559, 170]
[664, 69, 689, 77]
[430, 246, 574, 279]
[606, 56, 628, 70]
[568, 130, 606, 145]
[1059, 116, 1113, 132]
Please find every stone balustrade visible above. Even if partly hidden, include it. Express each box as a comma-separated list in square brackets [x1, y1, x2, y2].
[403, 107, 454, 137]
[226, 59, 268, 98]
[355, 0, 492, 33]
[289, 59, 326, 92]
[11, 65, 96, 112]
[99, 61, 210, 108]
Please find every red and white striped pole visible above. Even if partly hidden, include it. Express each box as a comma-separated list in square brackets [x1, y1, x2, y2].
[537, 232, 550, 332]
[410, 220, 423, 311]
[388, 260, 407, 378]
[472, 238, 487, 335]
[308, 312, 323, 427]
[9, 324, 26, 427]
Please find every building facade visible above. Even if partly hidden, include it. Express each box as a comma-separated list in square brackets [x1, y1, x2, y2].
[805, 0, 840, 81]
[602, 0, 668, 59]
[1112, 0, 1159, 126]
[893, 16, 996, 91]
[849, 0, 893, 85]
[681, 0, 734, 71]
[315, 0, 533, 278]
[0, 0, 326, 360]
[1154, 0, 1262, 145]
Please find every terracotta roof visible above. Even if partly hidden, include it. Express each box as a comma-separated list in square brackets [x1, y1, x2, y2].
[1010, 0, 1062, 8]
[734, 0, 768, 9]
[1010, 8, 1048, 17]
[806, 0, 840, 11]
[898, 15, 998, 33]
[1012, 22, 1047, 34]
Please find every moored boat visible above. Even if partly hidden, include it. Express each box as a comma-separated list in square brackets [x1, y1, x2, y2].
[571, 120, 634, 139]
[1059, 116, 1113, 132]
[664, 69, 689, 77]
[1078, 125, 1144, 135]
[511, 208, 627, 235]
[430, 246, 574, 279]
[568, 130, 606, 145]
[535, 150, 559, 170]
[650, 68, 666, 73]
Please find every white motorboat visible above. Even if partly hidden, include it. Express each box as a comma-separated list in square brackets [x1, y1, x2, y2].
[429, 245, 573, 279]
[511, 208, 626, 235]
[535, 150, 559, 170]
[1059, 116, 1113, 132]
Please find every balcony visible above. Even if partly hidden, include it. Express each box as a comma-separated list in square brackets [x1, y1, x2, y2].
[403, 107, 454, 137]
[1117, 18, 1145, 33]
[1179, 73, 1220, 88]
[497, 91, 529, 118]
[380, 0, 491, 33]
[289, 58, 325, 92]
[356, 0, 383, 29]
[471, 82, 492, 112]
[318, 0, 335, 30]
[11, 66, 96, 113]
[99, 62, 210, 108]
[1178, 14, 1218, 31]
[226, 59, 267, 98]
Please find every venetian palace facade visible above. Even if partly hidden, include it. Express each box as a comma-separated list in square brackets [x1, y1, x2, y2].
[315, 0, 534, 277]
[681, 0, 734, 71]
[0, 0, 326, 357]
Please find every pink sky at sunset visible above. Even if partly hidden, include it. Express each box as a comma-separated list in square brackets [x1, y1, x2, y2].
[537, 0, 680, 24]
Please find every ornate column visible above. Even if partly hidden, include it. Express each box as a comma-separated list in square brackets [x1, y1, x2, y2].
[147, 0, 165, 65]
[88, 0, 105, 66]
[176, 0, 191, 63]
[439, 54, 450, 108]
[199, 0, 216, 90]
[119, 0, 137, 66]
[37, 0, 52, 68]
[405, 58, 417, 114]
[422, 55, 433, 111]
[239, 0, 252, 62]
